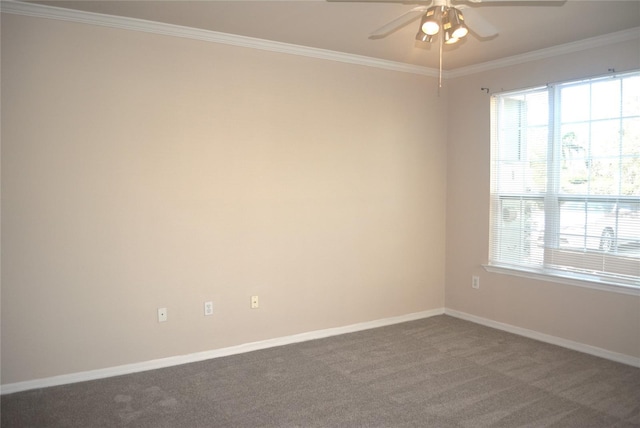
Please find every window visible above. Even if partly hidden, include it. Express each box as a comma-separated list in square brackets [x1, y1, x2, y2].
[490, 72, 640, 289]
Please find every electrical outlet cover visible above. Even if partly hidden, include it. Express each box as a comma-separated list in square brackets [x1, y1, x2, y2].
[472, 276, 480, 289]
[204, 301, 213, 316]
[158, 307, 168, 322]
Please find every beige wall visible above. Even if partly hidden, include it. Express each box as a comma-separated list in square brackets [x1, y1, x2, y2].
[445, 39, 640, 359]
[1, 14, 446, 384]
[2, 10, 639, 387]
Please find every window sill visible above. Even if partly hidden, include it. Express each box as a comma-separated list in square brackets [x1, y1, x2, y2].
[483, 264, 640, 296]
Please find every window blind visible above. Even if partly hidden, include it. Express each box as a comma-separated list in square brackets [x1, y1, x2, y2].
[489, 72, 640, 289]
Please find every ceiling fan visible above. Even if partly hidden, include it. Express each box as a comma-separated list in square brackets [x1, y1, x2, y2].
[332, 0, 565, 86]
[355, 0, 565, 46]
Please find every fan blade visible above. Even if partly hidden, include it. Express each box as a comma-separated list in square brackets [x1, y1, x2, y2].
[461, 8, 498, 38]
[369, 6, 430, 38]
[461, 0, 565, 2]
[328, 0, 430, 2]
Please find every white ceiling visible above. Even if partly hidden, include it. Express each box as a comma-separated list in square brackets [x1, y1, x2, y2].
[24, 0, 640, 70]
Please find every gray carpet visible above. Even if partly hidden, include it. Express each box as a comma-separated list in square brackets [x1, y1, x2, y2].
[2, 315, 640, 427]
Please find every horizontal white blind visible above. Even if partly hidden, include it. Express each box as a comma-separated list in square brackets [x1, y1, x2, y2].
[490, 72, 640, 288]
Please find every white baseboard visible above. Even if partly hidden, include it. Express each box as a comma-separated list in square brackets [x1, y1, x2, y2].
[444, 308, 640, 368]
[5, 306, 637, 395]
[1, 308, 445, 395]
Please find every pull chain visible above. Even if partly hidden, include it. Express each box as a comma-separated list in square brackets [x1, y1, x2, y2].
[439, 30, 443, 89]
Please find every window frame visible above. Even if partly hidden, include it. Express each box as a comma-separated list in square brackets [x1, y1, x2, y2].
[488, 72, 640, 293]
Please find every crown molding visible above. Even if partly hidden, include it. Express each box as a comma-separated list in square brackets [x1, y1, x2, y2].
[2, 0, 637, 80]
[0, 0, 440, 78]
[448, 27, 640, 79]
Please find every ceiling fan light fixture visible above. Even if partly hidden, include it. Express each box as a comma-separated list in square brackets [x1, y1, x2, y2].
[415, 29, 434, 43]
[420, 6, 441, 36]
[443, 28, 459, 45]
[441, 7, 467, 44]
[452, 26, 468, 39]
[448, 8, 469, 39]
